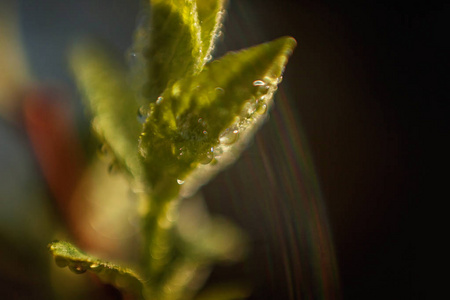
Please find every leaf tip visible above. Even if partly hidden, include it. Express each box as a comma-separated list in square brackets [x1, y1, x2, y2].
[47, 240, 63, 253]
[277, 36, 297, 56]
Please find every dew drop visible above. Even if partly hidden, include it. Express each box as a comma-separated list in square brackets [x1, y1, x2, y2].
[243, 100, 256, 116]
[55, 257, 68, 268]
[205, 54, 213, 62]
[253, 80, 265, 86]
[177, 179, 185, 185]
[198, 117, 208, 128]
[198, 117, 207, 127]
[277, 76, 283, 84]
[156, 96, 163, 104]
[214, 147, 223, 158]
[69, 264, 87, 274]
[215, 87, 224, 94]
[137, 106, 148, 123]
[177, 147, 184, 158]
[219, 128, 239, 145]
[202, 130, 208, 135]
[257, 103, 268, 114]
[89, 263, 101, 272]
[200, 150, 214, 164]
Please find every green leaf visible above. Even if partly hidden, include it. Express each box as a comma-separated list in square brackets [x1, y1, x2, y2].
[139, 37, 296, 192]
[183, 216, 247, 261]
[48, 241, 144, 298]
[70, 42, 142, 178]
[177, 196, 247, 262]
[143, 0, 203, 102]
[154, 209, 248, 300]
[196, 0, 227, 65]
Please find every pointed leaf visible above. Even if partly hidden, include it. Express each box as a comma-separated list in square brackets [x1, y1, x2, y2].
[196, 0, 227, 65]
[70, 42, 142, 178]
[48, 241, 144, 298]
[139, 37, 296, 191]
[143, 0, 203, 102]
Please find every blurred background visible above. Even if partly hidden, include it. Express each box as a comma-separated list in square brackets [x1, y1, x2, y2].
[0, 0, 431, 298]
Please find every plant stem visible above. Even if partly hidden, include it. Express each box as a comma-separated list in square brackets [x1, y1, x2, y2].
[141, 179, 181, 293]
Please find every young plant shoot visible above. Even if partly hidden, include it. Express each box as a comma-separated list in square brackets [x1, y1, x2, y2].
[48, 1, 296, 299]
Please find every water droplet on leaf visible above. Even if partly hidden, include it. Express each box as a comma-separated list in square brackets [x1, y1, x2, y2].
[256, 103, 268, 114]
[277, 76, 283, 84]
[200, 149, 214, 164]
[215, 30, 223, 39]
[219, 128, 239, 145]
[89, 263, 101, 272]
[215, 87, 224, 94]
[197, 117, 207, 127]
[253, 80, 265, 86]
[137, 106, 148, 123]
[177, 147, 185, 159]
[177, 179, 185, 185]
[69, 264, 87, 274]
[214, 147, 223, 158]
[55, 257, 68, 268]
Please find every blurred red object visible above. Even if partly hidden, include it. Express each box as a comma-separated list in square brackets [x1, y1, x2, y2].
[22, 87, 86, 238]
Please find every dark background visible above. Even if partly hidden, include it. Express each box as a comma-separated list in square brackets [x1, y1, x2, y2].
[4, 0, 436, 298]
[213, 1, 426, 298]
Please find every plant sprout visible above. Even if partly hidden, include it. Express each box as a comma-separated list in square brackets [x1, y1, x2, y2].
[48, 1, 295, 299]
